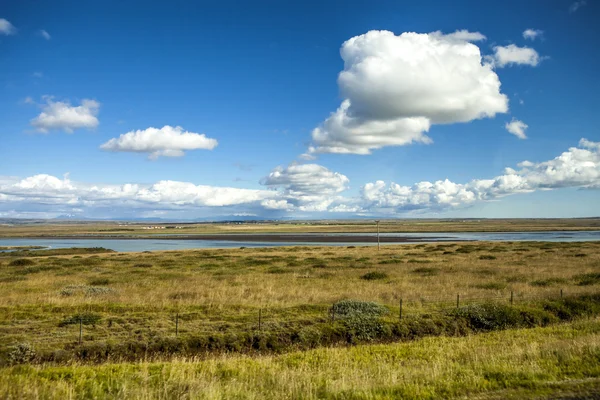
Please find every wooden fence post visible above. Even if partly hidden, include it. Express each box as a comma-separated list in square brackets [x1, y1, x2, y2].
[79, 316, 83, 344]
[399, 299, 403, 320]
[456, 294, 460, 309]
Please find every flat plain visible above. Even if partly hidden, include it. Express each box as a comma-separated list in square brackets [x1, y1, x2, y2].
[1, 221, 600, 399]
[1, 217, 600, 238]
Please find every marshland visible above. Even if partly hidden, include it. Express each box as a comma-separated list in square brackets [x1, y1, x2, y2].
[1, 234, 600, 398]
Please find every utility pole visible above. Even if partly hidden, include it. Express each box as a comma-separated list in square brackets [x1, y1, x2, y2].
[375, 220, 380, 251]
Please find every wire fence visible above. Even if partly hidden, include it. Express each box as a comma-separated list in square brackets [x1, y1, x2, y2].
[6, 288, 594, 347]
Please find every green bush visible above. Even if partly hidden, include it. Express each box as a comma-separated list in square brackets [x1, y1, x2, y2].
[7, 343, 36, 364]
[411, 267, 439, 276]
[574, 273, 600, 286]
[474, 282, 507, 290]
[450, 303, 524, 331]
[343, 315, 391, 343]
[88, 278, 111, 286]
[8, 258, 35, 267]
[529, 278, 567, 287]
[360, 271, 388, 280]
[332, 300, 389, 319]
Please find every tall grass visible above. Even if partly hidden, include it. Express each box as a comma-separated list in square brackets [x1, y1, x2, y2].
[1, 319, 600, 399]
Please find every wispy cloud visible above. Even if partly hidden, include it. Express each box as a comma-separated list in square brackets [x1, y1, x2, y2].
[0, 18, 16, 35]
[39, 29, 51, 40]
[569, 0, 587, 13]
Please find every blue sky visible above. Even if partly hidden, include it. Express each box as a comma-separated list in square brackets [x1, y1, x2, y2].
[0, 0, 599, 219]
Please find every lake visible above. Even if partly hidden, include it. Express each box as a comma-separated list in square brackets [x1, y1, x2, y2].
[1, 230, 599, 252]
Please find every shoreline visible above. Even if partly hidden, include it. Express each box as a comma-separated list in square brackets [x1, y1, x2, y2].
[0, 234, 456, 243]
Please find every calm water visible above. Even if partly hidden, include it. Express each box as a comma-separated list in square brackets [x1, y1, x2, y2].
[0, 231, 599, 253]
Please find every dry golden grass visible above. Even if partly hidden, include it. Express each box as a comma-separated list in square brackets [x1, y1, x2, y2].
[1, 241, 598, 308]
[0, 240, 599, 357]
[2, 319, 600, 399]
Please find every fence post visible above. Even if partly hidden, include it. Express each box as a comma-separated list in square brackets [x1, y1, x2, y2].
[510, 291, 514, 306]
[456, 294, 460, 309]
[560, 289, 563, 299]
[258, 308, 262, 331]
[175, 313, 179, 337]
[79, 316, 83, 344]
[399, 298, 403, 320]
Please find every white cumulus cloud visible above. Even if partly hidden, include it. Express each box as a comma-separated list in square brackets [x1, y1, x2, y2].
[0, 18, 16, 35]
[523, 29, 543, 41]
[487, 44, 541, 68]
[2, 140, 598, 218]
[505, 118, 528, 139]
[30, 98, 100, 133]
[308, 30, 508, 155]
[361, 138, 600, 213]
[0, 175, 275, 210]
[100, 125, 218, 159]
[261, 163, 352, 212]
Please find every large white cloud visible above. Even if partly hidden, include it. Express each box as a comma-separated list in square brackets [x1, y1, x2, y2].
[362, 139, 600, 212]
[261, 163, 349, 195]
[487, 45, 541, 68]
[2, 140, 598, 217]
[0, 18, 16, 35]
[30, 98, 100, 133]
[307, 30, 508, 155]
[0, 175, 275, 209]
[260, 163, 353, 212]
[100, 125, 218, 159]
[505, 118, 528, 139]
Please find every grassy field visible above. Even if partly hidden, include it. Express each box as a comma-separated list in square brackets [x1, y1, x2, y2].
[1, 240, 599, 398]
[1, 218, 600, 238]
[2, 319, 600, 399]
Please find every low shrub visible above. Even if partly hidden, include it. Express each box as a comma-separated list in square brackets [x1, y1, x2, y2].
[361, 271, 388, 280]
[88, 278, 110, 286]
[8, 258, 35, 267]
[530, 278, 567, 287]
[332, 300, 389, 319]
[411, 267, 439, 276]
[133, 263, 153, 268]
[60, 285, 115, 297]
[7, 343, 36, 365]
[474, 282, 507, 290]
[479, 255, 497, 260]
[450, 303, 524, 331]
[574, 273, 600, 286]
[266, 267, 288, 274]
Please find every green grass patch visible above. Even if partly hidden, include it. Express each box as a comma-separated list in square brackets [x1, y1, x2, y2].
[360, 271, 388, 280]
